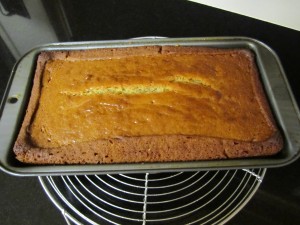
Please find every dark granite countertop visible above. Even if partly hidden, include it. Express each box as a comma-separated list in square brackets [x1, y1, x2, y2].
[1, 1, 300, 224]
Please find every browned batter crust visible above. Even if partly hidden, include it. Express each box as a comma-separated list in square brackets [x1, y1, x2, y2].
[13, 46, 283, 164]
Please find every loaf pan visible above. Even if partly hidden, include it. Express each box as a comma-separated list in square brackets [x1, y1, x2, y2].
[0, 37, 299, 176]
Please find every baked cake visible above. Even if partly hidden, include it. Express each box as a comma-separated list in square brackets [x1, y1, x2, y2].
[13, 46, 283, 164]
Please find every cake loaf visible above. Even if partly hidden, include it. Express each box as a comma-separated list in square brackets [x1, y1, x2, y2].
[13, 46, 283, 164]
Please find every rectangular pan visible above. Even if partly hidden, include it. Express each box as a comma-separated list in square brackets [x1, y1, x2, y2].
[0, 37, 299, 176]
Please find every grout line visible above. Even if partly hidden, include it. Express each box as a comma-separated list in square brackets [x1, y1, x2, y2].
[143, 173, 149, 225]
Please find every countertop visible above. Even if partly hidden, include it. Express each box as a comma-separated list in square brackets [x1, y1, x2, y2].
[1, 1, 300, 224]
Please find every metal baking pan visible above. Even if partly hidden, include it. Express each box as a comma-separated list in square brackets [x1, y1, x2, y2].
[0, 37, 299, 176]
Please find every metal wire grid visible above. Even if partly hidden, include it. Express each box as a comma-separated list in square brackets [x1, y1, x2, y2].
[39, 168, 265, 225]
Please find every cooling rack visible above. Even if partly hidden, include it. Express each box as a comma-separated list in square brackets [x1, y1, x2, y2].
[39, 168, 265, 224]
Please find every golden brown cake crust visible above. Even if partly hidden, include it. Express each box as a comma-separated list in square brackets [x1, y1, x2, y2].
[13, 46, 283, 164]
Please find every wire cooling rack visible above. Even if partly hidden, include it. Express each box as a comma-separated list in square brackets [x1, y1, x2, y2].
[39, 168, 265, 225]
